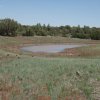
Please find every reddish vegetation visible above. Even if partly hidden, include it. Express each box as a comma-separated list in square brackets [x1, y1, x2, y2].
[65, 96, 86, 100]
[38, 96, 51, 100]
[0, 92, 10, 100]
[0, 81, 21, 100]
[59, 48, 80, 56]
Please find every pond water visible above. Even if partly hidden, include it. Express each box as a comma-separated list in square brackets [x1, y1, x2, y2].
[21, 44, 86, 53]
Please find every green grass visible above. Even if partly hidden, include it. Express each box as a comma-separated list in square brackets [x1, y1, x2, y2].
[0, 57, 100, 100]
[0, 36, 100, 100]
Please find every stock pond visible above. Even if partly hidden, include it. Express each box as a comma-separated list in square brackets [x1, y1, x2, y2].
[21, 44, 87, 53]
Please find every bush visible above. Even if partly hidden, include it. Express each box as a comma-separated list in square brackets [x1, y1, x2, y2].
[71, 33, 90, 39]
[0, 18, 19, 36]
[22, 28, 34, 36]
[90, 31, 100, 40]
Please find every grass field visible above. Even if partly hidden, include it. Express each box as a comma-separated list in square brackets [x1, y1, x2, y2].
[0, 36, 100, 100]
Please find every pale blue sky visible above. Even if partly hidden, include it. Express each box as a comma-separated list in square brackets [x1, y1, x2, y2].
[0, 0, 100, 27]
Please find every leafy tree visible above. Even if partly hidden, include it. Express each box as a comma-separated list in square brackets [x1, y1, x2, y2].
[0, 18, 100, 40]
[0, 18, 19, 36]
[22, 26, 34, 36]
[90, 28, 100, 40]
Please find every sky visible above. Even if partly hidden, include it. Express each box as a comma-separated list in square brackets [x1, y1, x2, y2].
[0, 0, 100, 27]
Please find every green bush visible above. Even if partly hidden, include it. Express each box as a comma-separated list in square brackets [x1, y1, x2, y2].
[0, 18, 19, 36]
[71, 33, 90, 39]
[90, 31, 100, 40]
[22, 28, 34, 36]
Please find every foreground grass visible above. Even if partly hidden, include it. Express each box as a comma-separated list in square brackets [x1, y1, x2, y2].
[0, 57, 100, 100]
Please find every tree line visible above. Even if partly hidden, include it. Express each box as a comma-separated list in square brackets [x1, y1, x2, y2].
[0, 18, 100, 40]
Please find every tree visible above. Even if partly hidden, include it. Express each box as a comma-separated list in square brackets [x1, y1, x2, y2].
[22, 26, 34, 36]
[0, 18, 19, 36]
[90, 28, 100, 40]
